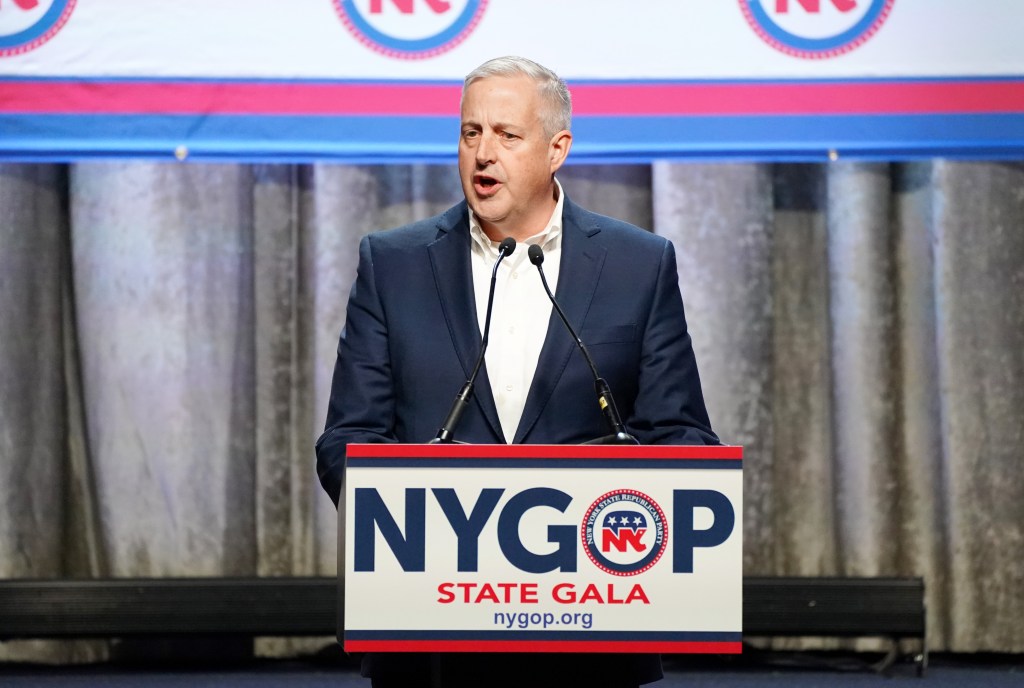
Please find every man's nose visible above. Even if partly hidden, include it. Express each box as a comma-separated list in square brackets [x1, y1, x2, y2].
[475, 133, 496, 166]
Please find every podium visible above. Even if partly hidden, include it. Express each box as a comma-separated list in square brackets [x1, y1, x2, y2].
[339, 443, 742, 654]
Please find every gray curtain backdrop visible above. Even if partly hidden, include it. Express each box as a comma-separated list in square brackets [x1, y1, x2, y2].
[1, 161, 1021, 661]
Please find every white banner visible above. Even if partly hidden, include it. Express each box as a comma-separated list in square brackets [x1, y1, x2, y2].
[2, 1, 1022, 160]
[2, 1, 1023, 78]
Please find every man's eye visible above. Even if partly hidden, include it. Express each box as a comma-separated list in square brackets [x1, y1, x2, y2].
[501, 132, 517, 140]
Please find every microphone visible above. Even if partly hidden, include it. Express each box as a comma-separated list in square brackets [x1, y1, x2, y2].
[527, 244, 637, 445]
[432, 236, 517, 443]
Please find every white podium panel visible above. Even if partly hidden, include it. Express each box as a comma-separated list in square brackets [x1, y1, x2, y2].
[341, 443, 742, 654]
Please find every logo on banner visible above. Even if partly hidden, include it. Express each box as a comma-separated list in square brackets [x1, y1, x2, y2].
[334, 0, 487, 60]
[0, 0, 74, 57]
[582, 490, 667, 576]
[740, 0, 895, 59]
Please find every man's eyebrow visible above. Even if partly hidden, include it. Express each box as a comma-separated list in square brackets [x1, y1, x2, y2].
[491, 121, 524, 132]
[460, 120, 523, 133]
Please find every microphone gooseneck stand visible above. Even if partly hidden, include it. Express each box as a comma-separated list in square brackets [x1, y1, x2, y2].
[527, 244, 638, 445]
[432, 236, 517, 443]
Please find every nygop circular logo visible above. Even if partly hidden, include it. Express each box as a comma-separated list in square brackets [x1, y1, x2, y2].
[334, 0, 487, 60]
[0, 0, 75, 57]
[740, 0, 895, 59]
[581, 490, 667, 577]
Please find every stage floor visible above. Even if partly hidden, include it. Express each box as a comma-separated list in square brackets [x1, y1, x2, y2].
[0, 653, 1020, 687]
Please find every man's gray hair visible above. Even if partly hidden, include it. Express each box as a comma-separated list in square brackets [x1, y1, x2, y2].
[463, 56, 572, 137]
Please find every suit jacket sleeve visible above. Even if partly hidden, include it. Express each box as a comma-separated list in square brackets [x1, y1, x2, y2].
[627, 239, 719, 446]
[315, 234, 398, 506]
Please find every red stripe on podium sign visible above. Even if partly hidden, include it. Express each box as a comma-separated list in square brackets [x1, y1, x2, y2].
[345, 443, 743, 460]
[1, 80, 1022, 116]
[344, 639, 743, 654]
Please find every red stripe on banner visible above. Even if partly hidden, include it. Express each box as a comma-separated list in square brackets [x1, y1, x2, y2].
[345, 443, 743, 460]
[571, 81, 1024, 116]
[1, 80, 1023, 116]
[0, 81, 461, 115]
[345, 639, 743, 654]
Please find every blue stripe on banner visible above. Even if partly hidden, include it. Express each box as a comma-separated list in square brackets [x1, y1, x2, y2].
[573, 113, 1024, 161]
[2, 113, 1023, 162]
[345, 630, 742, 642]
[0, 113, 458, 162]
[4, 74, 1024, 85]
[345, 459, 743, 470]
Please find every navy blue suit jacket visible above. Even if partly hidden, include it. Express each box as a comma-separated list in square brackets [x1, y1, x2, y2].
[316, 196, 717, 506]
[315, 195, 718, 685]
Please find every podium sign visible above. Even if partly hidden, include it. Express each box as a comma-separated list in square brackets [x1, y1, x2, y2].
[341, 444, 742, 654]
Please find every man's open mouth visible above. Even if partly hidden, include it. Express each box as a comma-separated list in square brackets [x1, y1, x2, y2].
[474, 174, 501, 193]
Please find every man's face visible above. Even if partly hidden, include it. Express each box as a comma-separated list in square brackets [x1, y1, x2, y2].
[458, 75, 571, 240]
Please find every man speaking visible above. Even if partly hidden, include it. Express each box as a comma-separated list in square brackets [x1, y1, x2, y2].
[316, 56, 718, 687]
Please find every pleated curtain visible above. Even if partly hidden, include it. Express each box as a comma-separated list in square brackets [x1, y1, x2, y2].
[1, 160, 1022, 662]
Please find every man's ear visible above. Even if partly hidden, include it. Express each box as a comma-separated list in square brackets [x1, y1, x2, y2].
[548, 130, 573, 173]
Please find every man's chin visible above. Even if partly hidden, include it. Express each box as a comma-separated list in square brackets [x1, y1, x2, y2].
[468, 200, 507, 226]
[470, 213, 512, 240]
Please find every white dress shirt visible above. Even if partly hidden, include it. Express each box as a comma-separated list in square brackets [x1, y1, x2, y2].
[468, 180, 564, 442]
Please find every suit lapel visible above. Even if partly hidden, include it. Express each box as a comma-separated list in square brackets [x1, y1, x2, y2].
[427, 203, 504, 442]
[514, 199, 606, 443]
